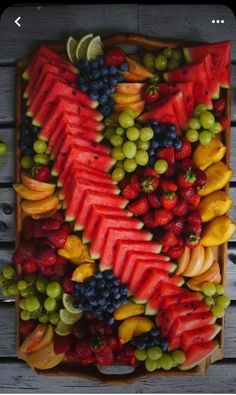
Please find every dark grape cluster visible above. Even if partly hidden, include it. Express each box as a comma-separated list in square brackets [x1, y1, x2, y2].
[72, 270, 129, 324]
[19, 113, 39, 156]
[77, 56, 128, 117]
[131, 327, 169, 352]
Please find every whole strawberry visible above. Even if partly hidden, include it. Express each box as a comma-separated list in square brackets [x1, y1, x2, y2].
[185, 233, 200, 248]
[36, 244, 57, 266]
[179, 187, 195, 204]
[155, 208, 173, 226]
[144, 81, 160, 104]
[213, 98, 226, 116]
[143, 211, 156, 228]
[194, 168, 207, 188]
[218, 116, 229, 131]
[23, 216, 35, 240]
[160, 231, 178, 249]
[167, 246, 184, 259]
[186, 222, 202, 236]
[160, 191, 177, 211]
[47, 223, 71, 249]
[32, 165, 51, 182]
[187, 210, 202, 226]
[104, 47, 126, 66]
[160, 179, 177, 192]
[164, 217, 185, 236]
[141, 176, 159, 193]
[177, 169, 196, 189]
[128, 197, 149, 216]
[22, 259, 38, 273]
[41, 211, 64, 231]
[122, 182, 139, 200]
[175, 137, 192, 160]
[147, 192, 161, 208]
[172, 198, 188, 216]
[156, 146, 175, 165]
[179, 158, 194, 170]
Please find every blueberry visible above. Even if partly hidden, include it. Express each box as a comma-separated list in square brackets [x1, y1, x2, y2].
[79, 84, 89, 93]
[106, 305, 114, 313]
[153, 126, 161, 135]
[90, 60, 99, 69]
[100, 67, 109, 76]
[115, 73, 124, 82]
[120, 284, 128, 295]
[151, 140, 160, 149]
[150, 328, 160, 337]
[89, 91, 99, 100]
[103, 270, 113, 279]
[90, 298, 97, 306]
[0, 221, 7, 232]
[112, 300, 121, 308]
[113, 278, 120, 286]
[92, 70, 100, 79]
[120, 296, 128, 305]
[94, 272, 103, 279]
[148, 339, 156, 347]
[106, 316, 115, 325]
[153, 337, 161, 346]
[1, 203, 13, 215]
[147, 157, 156, 167]
[78, 59, 90, 70]
[149, 120, 159, 127]
[160, 338, 169, 352]
[107, 96, 115, 106]
[119, 62, 129, 72]
[94, 312, 103, 320]
[163, 137, 173, 147]
[99, 94, 108, 105]
[97, 56, 104, 66]
[73, 301, 82, 309]
[109, 66, 117, 75]
[100, 105, 111, 117]
[135, 339, 147, 350]
[110, 77, 118, 86]
[97, 279, 106, 288]
[167, 124, 177, 133]
[98, 298, 106, 305]
[173, 137, 182, 150]
[148, 147, 155, 157]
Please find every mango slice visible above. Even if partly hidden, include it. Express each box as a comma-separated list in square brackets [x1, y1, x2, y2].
[198, 191, 233, 222]
[193, 137, 226, 171]
[72, 263, 96, 282]
[201, 216, 236, 246]
[21, 194, 59, 215]
[114, 302, 145, 320]
[198, 161, 233, 196]
[21, 172, 56, 192]
[14, 183, 54, 201]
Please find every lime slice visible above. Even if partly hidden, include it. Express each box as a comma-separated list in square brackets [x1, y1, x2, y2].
[86, 35, 104, 61]
[76, 33, 93, 61]
[59, 308, 82, 325]
[66, 36, 78, 64]
[62, 293, 82, 314]
[55, 320, 73, 336]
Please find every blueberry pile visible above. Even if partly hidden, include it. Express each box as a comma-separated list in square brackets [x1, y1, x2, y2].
[131, 327, 169, 352]
[72, 270, 129, 325]
[19, 113, 39, 156]
[77, 57, 128, 117]
[147, 120, 182, 166]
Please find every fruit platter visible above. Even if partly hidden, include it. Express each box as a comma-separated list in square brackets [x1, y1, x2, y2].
[0, 32, 235, 381]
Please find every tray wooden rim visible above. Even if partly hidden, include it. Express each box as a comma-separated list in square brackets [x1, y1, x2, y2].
[15, 33, 231, 382]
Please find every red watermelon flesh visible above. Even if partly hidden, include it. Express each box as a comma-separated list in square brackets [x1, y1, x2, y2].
[145, 283, 186, 315]
[204, 53, 220, 99]
[99, 228, 153, 270]
[127, 258, 177, 294]
[158, 82, 194, 118]
[179, 340, 219, 370]
[168, 311, 216, 340]
[112, 240, 164, 277]
[183, 41, 230, 88]
[53, 96, 103, 120]
[74, 190, 128, 231]
[161, 292, 203, 310]
[90, 215, 144, 259]
[181, 324, 221, 353]
[83, 205, 132, 244]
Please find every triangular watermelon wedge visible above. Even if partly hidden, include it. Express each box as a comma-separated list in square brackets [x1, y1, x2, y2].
[158, 82, 194, 119]
[179, 340, 219, 370]
[145, 283, 186, 315]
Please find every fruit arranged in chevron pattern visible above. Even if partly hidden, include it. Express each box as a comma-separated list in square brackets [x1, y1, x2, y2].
[3, 33, 235, 373]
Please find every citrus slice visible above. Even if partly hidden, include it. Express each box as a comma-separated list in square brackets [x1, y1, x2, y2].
[62, 293, 82, 314]
[55, 320, 73, 336]
[59, 308, 83, 325]
[76, 33, 93, 61]
[86, 35, 104, 61]
[66, 36, 78, 64]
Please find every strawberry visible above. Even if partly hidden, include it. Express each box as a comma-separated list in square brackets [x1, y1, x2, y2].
[36, 244, 57, 266]
[22, 259, 38, 273]
[23, 217, 34, 240]
[155, 208, 173, 226]
[177, 169, 196, 189]
[62, 278, 74, 294]
[179, 187, 195, 204]
[164, 164, 176, 178]
[143, 211, 156, 228]
[104, 47, 126, 66]
[185, 233, 200, 248]
[160, 179, 177, 192]
[40, 264, 55, 276]
[54, 334, 73, 355]
[179, 158, 194, 170]
[167, 246, 184, 259]
[213, 98, 226, 116]
[160, 191, 177, 211]
[130, 173, 142, 192]
[41, 213, 64, 231]
[81, 355, 96, 365]
[144, 82, 160, 104]
[19, 319, 37, 335]
[156, 146, 175, 165]
[147, 192, 161, 208]
[128, 197, 149, 216]
[187, 209, 202, 225]
[188, 193, 201, 208]
[66, 351, 79, 362]
[73, 321, 88, 339]
[143, 167, 158, 178]
[75, 339, 93, 358]
[32, 165, 51, 182]
[218, 116, 229, 131]
[33, 221, 45, 238]
[96, 351, 114, 366]
[122, 183, 139, 200]
[194, 168, 207, 188]
[164, 217, 185, 236]
[160, 231, 178, 248]
[47, 224, 70, 249]
[175, 138, 192, 160]
[172, 198, 188, 216]
[176, 237, 184, 248]
[186, 222, 202, 236]
[141, 176, 159, 193]
[12, 241, 34, 265]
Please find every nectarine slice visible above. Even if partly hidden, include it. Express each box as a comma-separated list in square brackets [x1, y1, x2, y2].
[116, 83, 146, 95]
[118, 316, 154, 344]
[176, 246, 190, 275]
[21, 193, 59, 215]
[13, 183, 54, 201]
[126, 56, 154, 79]
[32, 324, 54, 352]
[27, 341, 64, 370]
[21, 173, 56, 192]
[114, 302, 145, 320]
[112, 92, 142, 105]
[20, 324, 47, 353]
[72, 263, 96, 282]
[113, 100, 145, 117]
[182, 246, 205, 277]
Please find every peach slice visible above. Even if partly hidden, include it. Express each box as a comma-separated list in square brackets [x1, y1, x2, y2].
[116, 83, 146, 95]
[13, 183, 54, 201]
[121, 71, 148, 82]
[114, 302, 145, 320]
[31, 203, 62, 219]
[195, 247, 214, 276]
[187, 261, 221, 291]
[21, 193, 59, 215]
[126, 56, 154, 79]
[72, 263, 96, 282]
[175, 246, 190, 275]
[118, 316, 154, 344]
[20, 324, 47, 353]
[21, 172, 56, 193]
[113, 100, 145, 117]
[32, 324, 54, 352]
[182, 246, 205, 277]
[26, 341, 64, 370]
[112, 92, 142, 105]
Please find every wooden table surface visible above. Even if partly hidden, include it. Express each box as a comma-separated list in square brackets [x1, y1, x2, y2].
[0, 4, 236, 393]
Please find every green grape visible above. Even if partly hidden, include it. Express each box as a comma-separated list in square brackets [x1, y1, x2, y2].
[171, 349, 186, 364]
[193, 103, 208, 117]
[123, 158, 137, 173]
[104, 126, 115, 139]
[200, 111, 215, 129]
[21, 155, 34, 170]
[0, 273, 6, 286]
[17, 280, 28, 291]
[137, 140, 150, 150]
[186, 129, 199, 143]
[134, 122, 141, 129]
[33, 139, 47, 154]
[116, 160, 124, 169]
[154, 54, 167, 71]
[145, 357, 157, 372]
[8, 284, 19, 296]
[199, 130, 212, 146]
[159, 353, 173, 370]
[209, 122, 222, 134]
[143, 53, 155, 69]
[20, 285, 35, 298]
[20, 310, 31, 321]
[201, 282, 216, 297]
[163, 47, 173, 59]
[139, 127, 154, 142]
[112, 167, 125, 182]
[122, 141, 137, 159]
[172, 49, 183, 62]
[2, 286, 10, 297]
[119, 112, 134, 129]
[111, 147, 125, 161]
[25, 273, 37, 284]
[44, 297, 57, 312]
[212, 305, 225, 318]
[0, 141, 8, 155]
[24, 296, 41, 312]
[215, 295, 230, 309]
[135, 150, 149, 166]
[135, 349, 147, 361]
[19, 299, 26, 310]
[155, 359, 162, 369]
[115, 126, 125, 136]
[167, 58, 179, 70]
[188, 117, 201, 130]
[49, 312, 60, 325]
[34, 153, 50, 165]
[154, 159, 168, 174]
[147, 346, 163, 361]
[39, 313, 49, 324]
[46, 282, 62, 299]
[123, 107, 135, 118]
[205, 296, 215, 307]
[216, 284, 224, 295]
[110, 134, 123, 147]
[36, 277, 48, 293]
[3, 265, 16, 280]
[126, 127, 140, 141]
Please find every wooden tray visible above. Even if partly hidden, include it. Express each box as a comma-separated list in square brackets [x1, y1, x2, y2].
[15, 33, 231, 382]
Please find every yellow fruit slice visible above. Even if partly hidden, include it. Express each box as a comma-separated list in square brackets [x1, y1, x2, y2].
[21, 172, 56, 192]
[118, 316, 155, 344]
[182, 246, 205, 277]
[21, 193, 59, 215]
[13, 183, 54, 201]
[192, 137, 226, 171]
[76, 33, 93, 60]
[20, 324, 47, 353]
[187, 261, 221, 291]
[198, 161, 233, 197]
[32, 324, 54, 352]
[116, 82, 146, 95]
[126, 56, 154, 78]
[71, 263, 96, 282]
[198, 191, 233, 222]
[26, 341, 64, 370]
[200, 216, 236, 246]
[175, 246, 191, 275]
[112, 92, 142, 104]
[195, 247, 214, 276]
[62, 293, 82, 314]
[114, 302, 145, 320]
[86, 35, 103, 61]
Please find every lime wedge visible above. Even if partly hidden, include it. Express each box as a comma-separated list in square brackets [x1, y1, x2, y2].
[76, 33, 93, 61]
[86, 35, 104, 61]
[55, 320, 73, 336]
[59, 308, 83, 325]
[66, 36, 78, 64]
[62, 293, 82, 314]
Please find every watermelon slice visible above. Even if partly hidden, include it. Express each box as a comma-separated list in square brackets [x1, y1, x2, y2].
[179, 340, 219, 370]
[161, 292, 203, 311]
[90, 216, 144, 259]
[168, 311, 216, 340]
[99, 228, 153, 270]
[145, 283, 186, 315]
[74, 190, 128, 231]
[158, 82, 194, 118]
[183, 41, 230, 88]
[112, 240, 164, 276]
[83, 205, 132, 244]
[180, 324, 221, 353]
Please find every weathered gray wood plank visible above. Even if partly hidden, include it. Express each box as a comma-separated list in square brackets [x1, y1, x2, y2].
[138, 5, 236, 60]
[0, 128, 15, 182]
[0, 67, 15, 123]
[229, 188, 236, 241]
[0, 5, 138, 64]
[0, 188, 15, 242]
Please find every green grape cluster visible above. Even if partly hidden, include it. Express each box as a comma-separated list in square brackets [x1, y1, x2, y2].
[135, 346, 186, 372]
[0, 264, 18, 297]
[201, 282, 230, 318]
[185, 104, 222, 146]
[143, 47, 183, 74]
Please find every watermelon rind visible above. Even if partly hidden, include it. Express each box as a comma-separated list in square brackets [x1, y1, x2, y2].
[179, 340, 219, 371]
